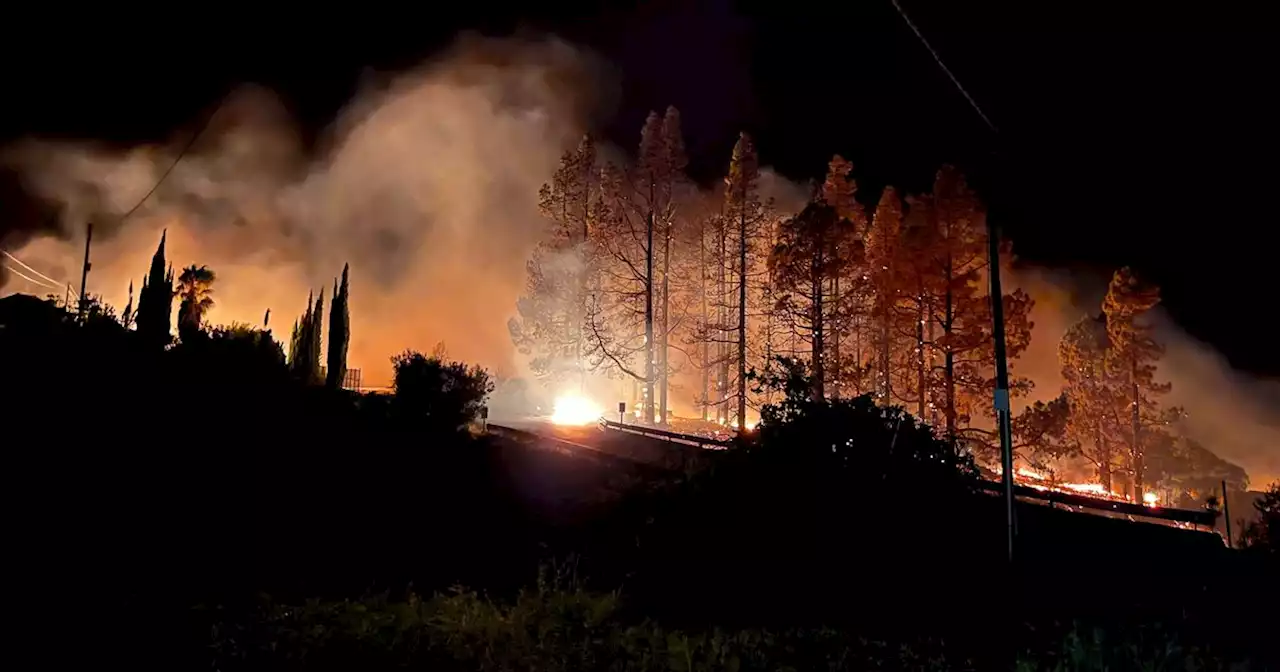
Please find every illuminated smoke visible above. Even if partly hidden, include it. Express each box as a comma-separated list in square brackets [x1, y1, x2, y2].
[2, 34, 608, 384]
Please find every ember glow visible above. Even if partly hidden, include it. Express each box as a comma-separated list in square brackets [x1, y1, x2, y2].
[1003, 466, 1137, 503]
[550, 394, 603, 426]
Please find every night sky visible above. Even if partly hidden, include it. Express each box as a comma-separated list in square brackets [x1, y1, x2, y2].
[2, 1, 1275, 376]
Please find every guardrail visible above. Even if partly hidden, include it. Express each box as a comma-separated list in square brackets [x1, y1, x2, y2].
[518, 419, 1217, 529]
[975, 480, 1217, 527]
[599, 419, 734, 450]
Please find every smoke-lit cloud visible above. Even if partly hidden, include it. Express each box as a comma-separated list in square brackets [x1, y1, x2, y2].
[2, 34, 608, 384]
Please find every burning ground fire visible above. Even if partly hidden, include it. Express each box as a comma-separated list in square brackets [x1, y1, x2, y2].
[1000, 466, 1161, 507]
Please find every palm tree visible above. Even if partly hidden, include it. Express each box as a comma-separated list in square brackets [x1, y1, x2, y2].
[177, 264, 217, 342]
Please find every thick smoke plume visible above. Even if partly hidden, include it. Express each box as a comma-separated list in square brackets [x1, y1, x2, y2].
[2, 35, 607, 385]
[1013, 268, 1280, 488]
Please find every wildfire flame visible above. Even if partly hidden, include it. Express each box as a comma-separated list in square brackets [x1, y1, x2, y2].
[1002, 466, 1157, 504]
[550, 394, 603, 426]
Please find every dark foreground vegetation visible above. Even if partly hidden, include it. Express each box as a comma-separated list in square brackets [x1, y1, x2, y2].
[3, 295, 1277, 670]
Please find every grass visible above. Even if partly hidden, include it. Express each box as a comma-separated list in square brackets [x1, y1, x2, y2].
[203, 563, 1263, 671]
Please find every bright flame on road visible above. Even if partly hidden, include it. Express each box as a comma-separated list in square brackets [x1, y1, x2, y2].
[550, 394, 603, 426]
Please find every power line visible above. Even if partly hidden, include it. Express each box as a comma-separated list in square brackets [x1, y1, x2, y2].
[2, 96, 224, 297]
[117, 97, 226, 222]
[2, 250, 61, 285]
[4, 264, 59, 290]
[888, 0, 998, 135]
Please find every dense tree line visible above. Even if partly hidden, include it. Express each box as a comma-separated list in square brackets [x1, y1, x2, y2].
[512, 108, 1253, 504]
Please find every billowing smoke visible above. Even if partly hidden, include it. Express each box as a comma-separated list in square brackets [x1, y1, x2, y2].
[1013, 267, 1280, 489]
[1, 34, 609, 384]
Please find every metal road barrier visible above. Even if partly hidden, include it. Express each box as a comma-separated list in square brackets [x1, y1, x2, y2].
[974, 479, 1218, 527]
[598, 419, 734, 450]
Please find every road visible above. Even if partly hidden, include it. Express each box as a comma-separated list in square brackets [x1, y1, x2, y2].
[489, 417, 706, 472]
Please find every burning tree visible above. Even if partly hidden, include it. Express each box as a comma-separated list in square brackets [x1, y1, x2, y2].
[1145, 433, 1249, 507]
[818, 156, 871, 399]
[768, 199, 860, 401]
[587, 109, 688, 424]
[654, 107, 690, 424]
[1102, 266, 1172, 499]
[687, 194, 725, 421]
[923, 168, 1034, 449]
[509, 135, 600, 387]
[713, 132, 772, 429]
[1059, 314, 1126, 491]
[864, 186, 906, 404]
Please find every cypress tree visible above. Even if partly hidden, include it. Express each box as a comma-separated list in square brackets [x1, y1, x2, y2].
[121, 280, 134, 329]
[325, 263, 351, 389]
[309, 289, 324, 384]
[135, 230, 174, 348]
[286, 288, 328, 385]
[288, 292, 313, 381]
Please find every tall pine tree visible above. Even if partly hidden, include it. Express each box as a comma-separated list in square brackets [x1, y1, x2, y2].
[865, 187, 904, 403]
[723, 132, 766, 430]
[655, 106, 689, 424]
[510, 135, 600, 387]
[818, 155, 870, 398]
[1102, 266, 1170, 498]
[590, 111, 687, 423]
[1060, 314, 1126, 491]
[768, 198, 858, 400]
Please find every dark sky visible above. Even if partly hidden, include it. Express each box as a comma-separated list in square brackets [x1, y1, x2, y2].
[2, 1, 1275, 376]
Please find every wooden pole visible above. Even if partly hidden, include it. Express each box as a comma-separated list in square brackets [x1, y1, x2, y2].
[77, 223, 93, 316]
[1222, 479, 1233, 548]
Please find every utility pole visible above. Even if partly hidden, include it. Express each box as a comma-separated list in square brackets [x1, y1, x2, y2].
[989, 218, 1017, 563]
[1222, 479, 1233, 548]
[888, 0, 1016, 563]
[78, 222, 93, 316]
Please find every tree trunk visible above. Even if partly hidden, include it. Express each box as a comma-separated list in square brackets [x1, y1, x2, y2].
[700, 219, 709, 422]
[717, 215, 729, 424]
[659, 213, 671, 424]
[879, 297, 892, 402]
[943, 269, 956, 445]
[644, 207, 655, 424]
[811, 249, 825, 402]
[855, 314, 863, 396]
[736, 197, 748, 431]
[916, 296, 926, 419]
[1098, 427, 1113, 492]
[1131, 356, 1143, 499]
[831, 272, 841, 400]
